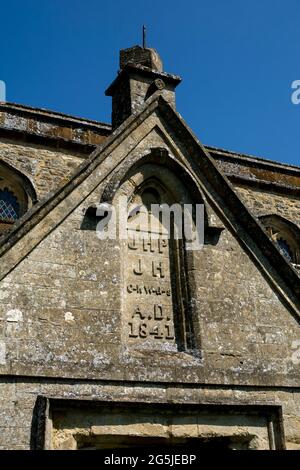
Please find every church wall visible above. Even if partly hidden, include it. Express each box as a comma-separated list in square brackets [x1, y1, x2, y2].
[235, 185, 300, 227]
[0, 161, 299, 385]
[0, 106, 299, 450]
[0, 379, 299, 449]
[0, 138, 85, 199]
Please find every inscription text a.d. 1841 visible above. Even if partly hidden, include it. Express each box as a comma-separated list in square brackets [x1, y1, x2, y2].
[124, 234, 177, 347]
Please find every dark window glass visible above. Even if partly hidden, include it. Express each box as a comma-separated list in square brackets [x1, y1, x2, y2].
[0, 188, 20, 222]
[277, 238, 293, 262]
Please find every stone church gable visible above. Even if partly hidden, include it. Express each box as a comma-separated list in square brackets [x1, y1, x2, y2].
[0, 45, 300, 450]
[0, 93, 299, 314]
[0, 91, 299, 389]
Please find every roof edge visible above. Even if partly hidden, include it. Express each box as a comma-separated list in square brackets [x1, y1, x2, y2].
[1, 102, 299, 173]
[0, 101, 111, 131]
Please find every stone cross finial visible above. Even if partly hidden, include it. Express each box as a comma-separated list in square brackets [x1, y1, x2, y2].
[143, 25, 146, 49]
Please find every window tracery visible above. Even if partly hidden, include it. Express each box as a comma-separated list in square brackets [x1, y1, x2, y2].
[260, 215, 300, 268]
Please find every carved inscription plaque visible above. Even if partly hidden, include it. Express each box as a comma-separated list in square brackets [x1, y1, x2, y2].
[124, 233, 177, 349]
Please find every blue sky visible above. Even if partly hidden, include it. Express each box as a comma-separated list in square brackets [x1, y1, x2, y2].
[1, 0, 300, 166]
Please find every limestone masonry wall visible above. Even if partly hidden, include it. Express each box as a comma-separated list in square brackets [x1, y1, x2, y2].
[0, 380, 299, 450]
[0, 138, 84, 199]
[235, 185, 300, 227]
[0, 102, 299, 450]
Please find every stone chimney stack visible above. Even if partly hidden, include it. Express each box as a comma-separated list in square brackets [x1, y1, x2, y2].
[105, 45, 181, 129]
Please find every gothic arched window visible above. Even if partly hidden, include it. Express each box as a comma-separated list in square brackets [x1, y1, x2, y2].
[0, 161, 37, 235]
[108, 161, 204, 355]
[260, 215, 300, 267]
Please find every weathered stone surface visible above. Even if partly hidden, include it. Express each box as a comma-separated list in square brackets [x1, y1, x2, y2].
[0, 379, 296, 450]
[0, 47, 299, 450]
